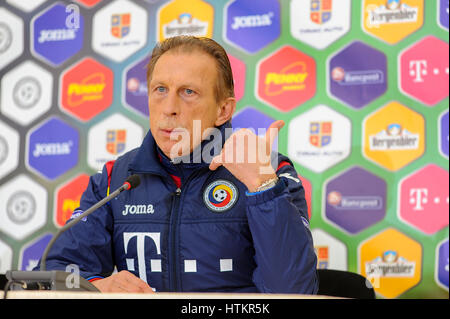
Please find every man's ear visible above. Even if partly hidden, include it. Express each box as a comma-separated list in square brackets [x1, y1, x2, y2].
[215, 97, 236, 127]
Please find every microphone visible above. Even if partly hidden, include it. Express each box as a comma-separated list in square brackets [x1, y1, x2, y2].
[4, 174, 141, 294]
[41, 174, 141, 271]
[122, 174, 141, 191]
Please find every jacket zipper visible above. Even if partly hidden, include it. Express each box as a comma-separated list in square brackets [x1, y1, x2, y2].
[168, 167, 209, 291]
[169, 187, 181, 291]
[131, 167, 208, 291]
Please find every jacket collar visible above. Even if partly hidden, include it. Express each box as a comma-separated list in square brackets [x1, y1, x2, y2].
[128, 121, 232, 177]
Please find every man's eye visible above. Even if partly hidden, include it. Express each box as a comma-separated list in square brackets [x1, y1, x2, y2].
[157, 87, 166, 93]
[185, 89, 194, 95]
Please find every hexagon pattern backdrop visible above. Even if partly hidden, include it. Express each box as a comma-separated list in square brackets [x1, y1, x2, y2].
[0, 0, 448, 299]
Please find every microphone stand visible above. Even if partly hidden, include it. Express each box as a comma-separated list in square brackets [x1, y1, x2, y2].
[41, 182, 129, 271]
[3, 176, 140, 298]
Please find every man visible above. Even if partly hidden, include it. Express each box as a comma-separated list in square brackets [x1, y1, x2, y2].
[37, 36, 318, 294]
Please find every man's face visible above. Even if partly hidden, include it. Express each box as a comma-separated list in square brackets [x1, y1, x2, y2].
[148, 50, 222, 159]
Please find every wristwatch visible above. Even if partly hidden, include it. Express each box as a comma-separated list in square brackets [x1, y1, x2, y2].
[255, 176, 279, 192]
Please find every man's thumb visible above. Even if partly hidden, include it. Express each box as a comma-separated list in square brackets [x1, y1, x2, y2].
[209, 154, 223, 171]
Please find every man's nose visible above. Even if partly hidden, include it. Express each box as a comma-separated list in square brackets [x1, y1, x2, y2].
[162, 91, 180, 117]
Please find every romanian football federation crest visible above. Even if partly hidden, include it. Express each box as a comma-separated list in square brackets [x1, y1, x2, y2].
[310, 0, 332, 25]
[111, 13, 131, 38]
[310, 122, 332, 148]
[106, 129, 126, 155]
[203, 180, 239, 213]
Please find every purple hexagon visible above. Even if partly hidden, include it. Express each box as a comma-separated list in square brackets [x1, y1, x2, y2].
[232, 106, 277, 151]
[328, 41, 387, 109]
[27, 117, 79, 180]
[232, 106, 275, 133]
[124, 55, 150, 117]
[20, 233, 52, 271]
[32, 3, 84, 66]
[439, 0, 449, 30]
[224, 0, 280, 54]
[324, 166, 387, 234]
[436, 239, 449, 290]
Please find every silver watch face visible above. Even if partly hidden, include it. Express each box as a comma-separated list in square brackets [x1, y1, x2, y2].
[256, 177, 278, 192]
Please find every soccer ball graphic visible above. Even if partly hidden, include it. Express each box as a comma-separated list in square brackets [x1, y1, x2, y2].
[214, 189, 227, 202]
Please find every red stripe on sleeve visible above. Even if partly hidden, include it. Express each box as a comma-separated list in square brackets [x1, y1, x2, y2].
[276, 161, 291, 172]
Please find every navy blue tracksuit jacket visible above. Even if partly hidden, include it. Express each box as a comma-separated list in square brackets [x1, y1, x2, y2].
[37, 122, 318, 294]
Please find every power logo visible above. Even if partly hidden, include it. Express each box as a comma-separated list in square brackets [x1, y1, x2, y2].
[157, 0, 214, 41]
[257, 46, 316, 112]
[61, 57, 113, 122]
[363, 101, 425, 171]
[67, 73, 106, 106]
[265, 62, 308, 96]
[54, 174, 90, 227]
[362, 0, 424, 44]
[359, 228, 422, 298]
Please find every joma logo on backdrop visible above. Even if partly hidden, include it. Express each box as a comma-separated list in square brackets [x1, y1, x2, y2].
[32, 141, 73, 158]
[37, 4, 81, 42]
[231, 12, 274, 30]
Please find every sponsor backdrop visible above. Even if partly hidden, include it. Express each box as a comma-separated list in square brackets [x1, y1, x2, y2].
[0, 0, 448, 298]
